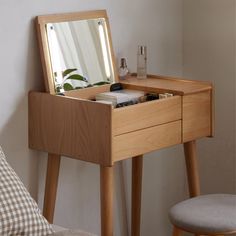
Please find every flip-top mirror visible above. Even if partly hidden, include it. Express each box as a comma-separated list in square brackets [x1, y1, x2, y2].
[36, 10, 117, 94]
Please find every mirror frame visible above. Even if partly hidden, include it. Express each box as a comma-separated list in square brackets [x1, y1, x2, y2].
[36, 10, 118, 95]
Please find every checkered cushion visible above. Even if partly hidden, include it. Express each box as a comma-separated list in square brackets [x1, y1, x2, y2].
[0, 146, 53, 235]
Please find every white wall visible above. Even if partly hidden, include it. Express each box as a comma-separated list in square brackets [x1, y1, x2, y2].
[0, 0, 235, 236]
[183, 0, 236, 194]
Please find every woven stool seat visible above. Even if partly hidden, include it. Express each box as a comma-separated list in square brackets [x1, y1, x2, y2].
[169, 194, 236, 234]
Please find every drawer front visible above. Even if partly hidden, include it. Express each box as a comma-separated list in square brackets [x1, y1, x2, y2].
[113, 96, 181, 135]
[113, 121, 181, 162]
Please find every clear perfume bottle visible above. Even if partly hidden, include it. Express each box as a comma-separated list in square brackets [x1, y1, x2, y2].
[119, 58, 129, 80]
[137, 45, 147, 79]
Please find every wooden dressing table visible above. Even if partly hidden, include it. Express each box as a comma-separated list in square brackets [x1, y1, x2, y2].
[29, 10, 214, 236]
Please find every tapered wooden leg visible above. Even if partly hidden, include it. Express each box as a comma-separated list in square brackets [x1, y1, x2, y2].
[100, 166, 114, 236]
[43, 153, 61, 223]
[172, 227, 182, 236]
[184, 141, 200, 197]
[131, 155, 143, 236]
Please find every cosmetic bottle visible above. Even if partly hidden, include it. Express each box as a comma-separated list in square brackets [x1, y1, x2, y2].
[119, 58, 129, 80]
[137, 45, 147, 79]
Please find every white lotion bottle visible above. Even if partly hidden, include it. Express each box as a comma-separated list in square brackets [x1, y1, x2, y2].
[137, 45, 147, 79]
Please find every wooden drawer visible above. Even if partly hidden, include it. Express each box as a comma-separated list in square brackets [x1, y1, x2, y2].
[29, 92, 182, 166]
[113, 96, 181, 135]
[29, 88, 212, 166]
[113, 120, 182, 162]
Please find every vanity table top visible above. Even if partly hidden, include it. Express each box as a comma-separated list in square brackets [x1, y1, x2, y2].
[121, 74, 213, 95]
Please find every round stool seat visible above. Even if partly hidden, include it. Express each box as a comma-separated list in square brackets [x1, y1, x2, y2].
[169, 194, 236, 234]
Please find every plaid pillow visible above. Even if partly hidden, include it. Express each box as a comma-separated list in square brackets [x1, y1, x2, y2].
[0, 146, 53, 235]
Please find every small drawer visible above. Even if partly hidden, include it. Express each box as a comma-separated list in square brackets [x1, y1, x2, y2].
[112, 95, 182, 135]
[113, 120, 182, 162]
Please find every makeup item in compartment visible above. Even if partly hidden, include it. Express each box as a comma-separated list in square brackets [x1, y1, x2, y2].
[119, 58, 129, 80]
[159, 93, 174, 99]
[165, 93, 173, 97]
[110, 83, 123, 91]
[95, 100, 114, 106]
[146, 92, 159, 101]
[95, 89, 145, 107]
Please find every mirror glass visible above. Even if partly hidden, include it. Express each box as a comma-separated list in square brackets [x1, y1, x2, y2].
[46, 18, 115, 93]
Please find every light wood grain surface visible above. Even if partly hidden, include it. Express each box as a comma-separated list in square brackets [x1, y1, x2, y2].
[113, 95, 181, 135]
[100, 166, 114, 236]
[36, 22, 54, 93]
[121, 75, 212, 95]
[113, 121, 182, 162]
[64, 84, 111, 100]
[43, 153, 61, 223]
[29, 91, 113, 166]
[131, 155, 143, 236]
[37, 10, 108, 24]
[183, 91, 212, 142]
[184, 141, 200, 197]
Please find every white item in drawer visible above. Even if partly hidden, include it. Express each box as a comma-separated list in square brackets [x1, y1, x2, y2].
[95, 90, 144, 106]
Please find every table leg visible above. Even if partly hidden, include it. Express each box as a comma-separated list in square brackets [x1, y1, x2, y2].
[131, 155, 143, 236]
[184, 141, 200, 197]
[172, 227, 182, 236]
[100, 165, 114, 236]
[43, 153, 61, 223]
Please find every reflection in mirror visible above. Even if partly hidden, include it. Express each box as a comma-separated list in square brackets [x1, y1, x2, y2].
[46, 18, 115, 93]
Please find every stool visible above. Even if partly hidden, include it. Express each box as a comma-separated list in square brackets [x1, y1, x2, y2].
[169, 194, 236, 235]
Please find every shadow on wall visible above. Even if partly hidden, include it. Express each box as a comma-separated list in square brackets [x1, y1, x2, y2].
[0, 18, 45, 200]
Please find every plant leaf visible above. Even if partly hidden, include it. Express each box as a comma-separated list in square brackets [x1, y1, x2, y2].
[93, 81, 110, 86]
[55, 85, 62, 93]
[63, 83, 74, 91]
[65, 74, 87, 82]
[63, 68, 77, 78]
[75, 86, 84, 90]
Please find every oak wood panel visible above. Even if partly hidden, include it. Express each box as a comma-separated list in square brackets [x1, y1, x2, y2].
[210, 87, 215, 137]
[37, 10, 108, 24]
[172, 227, 182, 236]
[121, 75, 212, 95]
[131, 155, 143, 236]
[100, 166, 114, 236]
[43, 153, 61, 223]
[184, 141, 200, 197]
[113, 96, 181, 135]
[36, 21, 54, 93]
[113, 121, 181, 162]
[64, 84, 110, 100]
[28, 92, 112, 166]
[183, 91, 212, 142]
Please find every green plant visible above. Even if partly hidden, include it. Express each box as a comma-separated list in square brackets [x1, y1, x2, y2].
[55, 68, 86, 93]
[55, 68, 110, 93]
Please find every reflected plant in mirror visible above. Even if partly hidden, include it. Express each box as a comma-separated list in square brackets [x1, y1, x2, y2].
[54, 68, 110, 92]
[46, 18, 114, 93]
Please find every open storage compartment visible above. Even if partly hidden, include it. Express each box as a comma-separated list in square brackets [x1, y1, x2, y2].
[29, 79, 184, 166]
